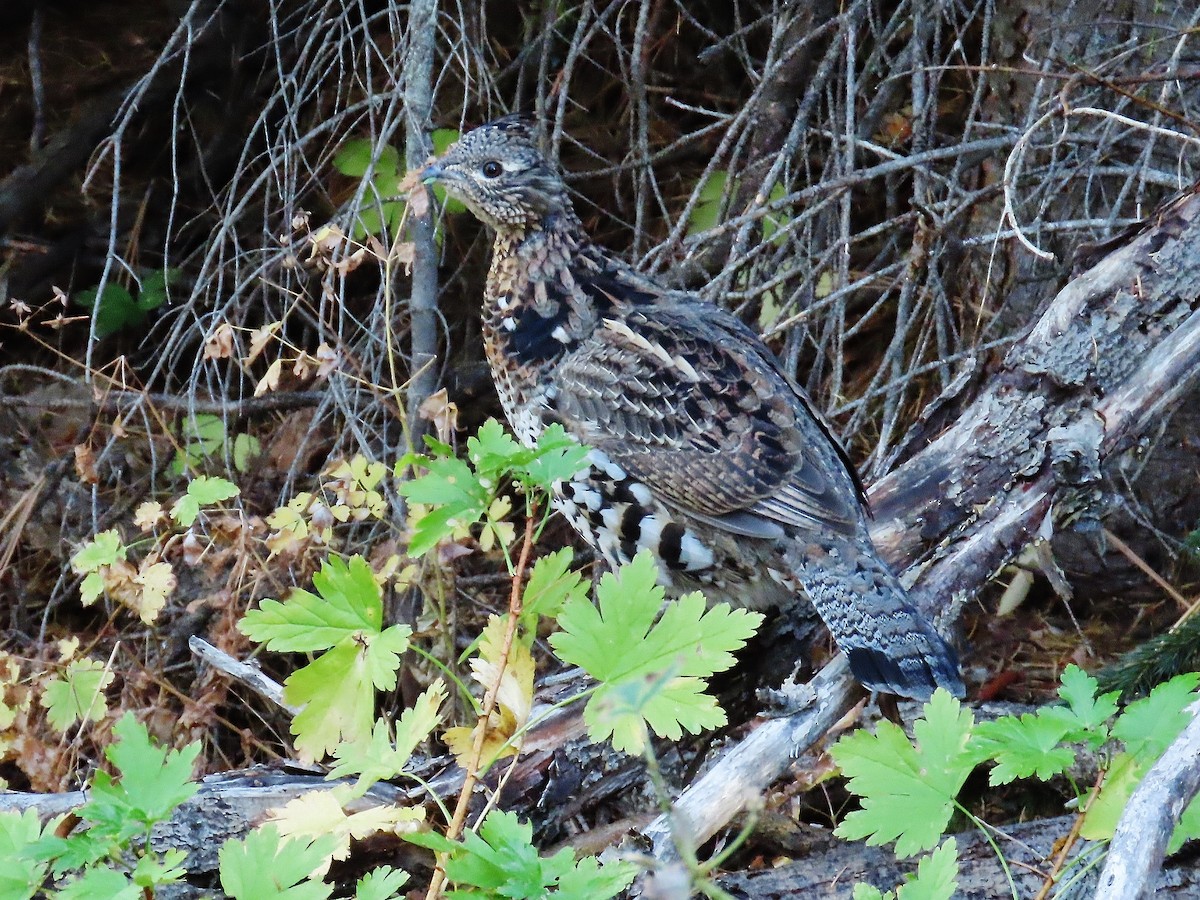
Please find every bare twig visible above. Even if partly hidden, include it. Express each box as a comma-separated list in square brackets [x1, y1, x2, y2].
[189, 636, 298, 714]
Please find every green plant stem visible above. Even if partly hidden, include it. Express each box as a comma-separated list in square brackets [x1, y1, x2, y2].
[406, 645, 477, 716]
[959, 807, 1020, 900]
[641, 735, 738, 900]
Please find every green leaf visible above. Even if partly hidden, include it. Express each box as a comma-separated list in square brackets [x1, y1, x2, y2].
[549, 552, 762, 753]
[399, 454, 490, 557]
[970, 711, 1078, 784]
[431, 129, 460, 155]
[430, 130, 468, 215]
[1058, 664, 1120, 733]
[1112, 673, 1200, 759]
[521, 549, 587, 625]
[327, 681, 446, 793]
[756, 182, 792, 248]
[1081, 674, 1200, 842]
[26, 831, 109, 877]
[553, 854, 638, 900]
[335, 140, 407, 238]
[687, 171, 731, 235]
[233, 433, 262, 472]
[135, 268, 179, 312]
[241, 556, 397, 652]
[0, 810, 51, 900]
[899, 839, 959, 900]
[85, 713, 201, 832]
[334, 139, 399, 179]
[851, 841, 961, 900]
[971, 664, 1123, 784]
[131, 848, 188, 888]
[187, 475, 240, 505]
[518, 424, 590, 489]
[1169, 794, 1200, 854]
[170, 475, 239, 526]
[466, 418, 526, 481]
[41, 657, 113, 732]
[219, 825, 337, 900]
[79, 571, 106, 605]
[833, 690, 976, 858]
[74, 283, 143, 337]
[183, 413, 227, 445]
[172, 414, 227, 474]
[406, 810, 634, 899]
[853, 885, 888, 900]
[52, 866, 140, 900]
[71, 529, 125, 574]
[354, 866, 409, 900]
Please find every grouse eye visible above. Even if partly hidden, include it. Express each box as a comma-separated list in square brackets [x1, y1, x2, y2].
[481, 160, 503, 179]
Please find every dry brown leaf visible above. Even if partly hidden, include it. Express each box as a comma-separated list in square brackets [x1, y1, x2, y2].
[314, 343, 339, 379]
[73, 444, 99, 485]
[418, 388, 459, 443]
[308, 223, 347, 259]
[406, 186, 429, 218]
[245, 321, 282, 364]
[204, 322, 235, 360]
[331, 246, 369, 276]
[392, 242, 416, 273]
[255, 358, 284, 397]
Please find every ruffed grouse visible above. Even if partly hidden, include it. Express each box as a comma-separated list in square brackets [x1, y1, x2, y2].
[421, 118, 963, 700]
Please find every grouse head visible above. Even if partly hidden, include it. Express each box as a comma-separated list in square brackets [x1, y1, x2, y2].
[420, 116, 575, 232]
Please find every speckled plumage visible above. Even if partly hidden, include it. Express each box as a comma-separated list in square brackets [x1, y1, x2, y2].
[422, 117, 963, 700]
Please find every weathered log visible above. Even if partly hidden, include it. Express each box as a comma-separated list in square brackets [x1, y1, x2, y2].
[716, 814, 1200, 898]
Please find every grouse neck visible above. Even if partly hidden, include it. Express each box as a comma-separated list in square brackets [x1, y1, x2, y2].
[483, 214, 611, 368]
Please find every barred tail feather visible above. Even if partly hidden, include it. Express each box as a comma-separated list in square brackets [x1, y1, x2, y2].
[789, 537, 964, 700]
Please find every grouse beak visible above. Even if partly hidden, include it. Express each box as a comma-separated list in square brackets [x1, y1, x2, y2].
[420, 161, 445, 185]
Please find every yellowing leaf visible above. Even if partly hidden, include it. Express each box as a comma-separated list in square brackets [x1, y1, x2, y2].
[41, 657, 114, 732]
[267, 785, 425, 863]
[285, 641, 375, 763]
[133, 560, 176, 624]
[250, 554, 411, 762]
[445, 617, 534, 767]
[133, 501, 165, 531]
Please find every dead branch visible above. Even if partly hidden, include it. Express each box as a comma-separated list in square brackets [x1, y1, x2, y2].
[1096, 703, 1200, 899]
[403, 0, 441, 449]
